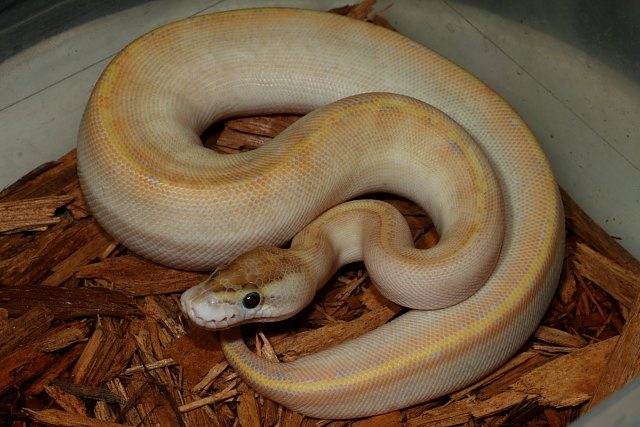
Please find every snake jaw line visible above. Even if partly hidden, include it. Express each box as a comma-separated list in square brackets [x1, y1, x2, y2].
[179, 284, 238, 329]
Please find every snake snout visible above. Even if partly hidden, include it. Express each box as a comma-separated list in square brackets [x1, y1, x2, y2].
[180, 287, 239, 330]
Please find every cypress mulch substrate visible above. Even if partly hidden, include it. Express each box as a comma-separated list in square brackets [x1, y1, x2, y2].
[2, 2, 639, 426]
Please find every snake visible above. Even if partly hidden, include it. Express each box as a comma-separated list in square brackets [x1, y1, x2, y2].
[76, 8, 565, 419]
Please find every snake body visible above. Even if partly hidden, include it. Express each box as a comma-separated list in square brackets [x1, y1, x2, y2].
[77, 8, 564, 419]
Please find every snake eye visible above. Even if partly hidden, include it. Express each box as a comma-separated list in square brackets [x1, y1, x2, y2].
[242, 291, 261, 309]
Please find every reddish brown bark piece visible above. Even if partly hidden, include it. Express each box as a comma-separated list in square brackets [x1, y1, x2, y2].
[534, 326, 587, 348]
[0, 150, 78, 202]
[71, 318, 137, 386]
[25, 408, 130, 427]
[26, 343, 86, 395]
[236, 391, 261, 427]
[353, 411, 404, 426]
[589, 293, 640, 408]
[573, 242, 639, 308]
[76, 255, 207, 296]
[0, 305, 53, 359]
[166, 328, 225, 387]
[42, 229, 117, 286]
[0, 348, 57, 396]
[331, 0, 395, 30]
[561, 189, 640, 276]
[203, 115, 301, 152]
[0, 195, 74, 233]
[0, 285, 141, 319]
[0, 320, 90, 395]
[408, 338, 618, 425]
[45, 383, 88, 415]
[512, 337, 618, 407]
[52, 381, 126, 404]
[224, 115, 300, 137]
[0, 218, 102, 286]
[273, 300, 403, 362]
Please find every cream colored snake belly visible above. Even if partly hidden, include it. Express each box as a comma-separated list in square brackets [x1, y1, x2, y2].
[77, 8, 565, 419]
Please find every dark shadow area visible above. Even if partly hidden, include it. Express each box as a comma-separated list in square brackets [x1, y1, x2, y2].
[0, 0, 149, 62]
[452, 0, 640, 83]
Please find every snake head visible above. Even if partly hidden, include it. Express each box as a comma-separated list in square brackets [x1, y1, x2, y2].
[180, 246, 313, 330]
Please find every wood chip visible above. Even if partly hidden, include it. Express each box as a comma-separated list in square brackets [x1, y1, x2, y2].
[24, 408, 130, 427]
[237, 391, 261, 427]
[164, 327, 225, 387]
[25, 343, 86, 395]
[191, 361, 229, 393]
[256, 331, 280, 362]
[178, 384, 238, 413]
[0, 218, 102, 286]
[589, 293, 640, 408]
[39, 324, 88, 352]
[512, 336, 619, 407]
[0, 285, 141, 319]
[0, 305, 53, 359]
[0, 195, 73, 233]
[0, 151, 78, 202]
[449, 351, 538, 401]
[224, 115, 299, 137]
[352, 410, 404, 426]
[42, 230, 117, 286]
[469, 391, 534, 418]
[122, 358, 178, 375]
[0, 321, 89, 395]
[44, 383, 88, 415]
[573, 242, 639, 308]
[71, 319, 137, 386]
[534, 325, 587, 348]
[561, 189, 640, 276]
[52, 381, 126, 404]
[273, 301, 402, 361]
[76, 255, 207, 296]
[407, 399, 472, 427]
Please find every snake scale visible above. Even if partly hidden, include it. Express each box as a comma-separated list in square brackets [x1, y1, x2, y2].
[77, 8, 565, 419]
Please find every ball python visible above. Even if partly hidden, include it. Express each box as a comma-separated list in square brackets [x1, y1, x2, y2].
[77, 8, 565, 419]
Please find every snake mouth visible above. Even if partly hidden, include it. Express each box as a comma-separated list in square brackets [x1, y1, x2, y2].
[189, 314, 235, 330]
[180, 287, 240, 330]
